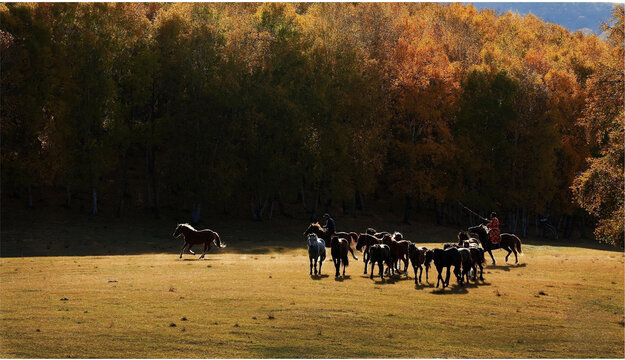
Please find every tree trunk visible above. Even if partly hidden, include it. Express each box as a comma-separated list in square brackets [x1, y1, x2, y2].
[435, 201, 443, 225]
[66, 185, 72, 208]
[403, 196, 411, 224]
[92, 188, 98, 215]
[311, 192, 319, 222]
[145, 146, 153, 209]
[300, 180, 308, 211]
[27, 185, 33, 208]
[191, 201, 201, 224]
[117, 154, 129, 217]
[277, 192, 288, 217]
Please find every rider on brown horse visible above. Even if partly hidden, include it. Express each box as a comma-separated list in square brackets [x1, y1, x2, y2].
[323, 213, 336, 238]
[487, 212, 501, 244]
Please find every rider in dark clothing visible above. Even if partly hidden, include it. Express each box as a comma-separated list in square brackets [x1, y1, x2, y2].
[323, 213, 336, 236]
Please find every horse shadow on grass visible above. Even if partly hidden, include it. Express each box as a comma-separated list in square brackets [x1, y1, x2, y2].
[310, 274, 329, 280]
[488, 263, 527, 271]
[431, 284, 469, 295]
[334, 275, 351, 282]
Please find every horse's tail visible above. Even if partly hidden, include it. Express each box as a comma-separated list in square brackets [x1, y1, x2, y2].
[215, 234, 226, 248]
[516, 236, 523, 255]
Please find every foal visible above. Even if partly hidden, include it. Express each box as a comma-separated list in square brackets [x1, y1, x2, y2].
[173, 223, 226, 259]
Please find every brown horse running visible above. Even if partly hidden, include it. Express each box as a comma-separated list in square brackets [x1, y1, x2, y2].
[331, 237, 350, 278]
[468, 224, 523, 265]
[382, 233, 410, 274]
[173, 223, 226, 259]
[303, 223, 358, 260]
[355, 233, 383, 274]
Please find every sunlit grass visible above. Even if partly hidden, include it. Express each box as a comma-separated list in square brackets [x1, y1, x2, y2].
[1, 243, 623, 358]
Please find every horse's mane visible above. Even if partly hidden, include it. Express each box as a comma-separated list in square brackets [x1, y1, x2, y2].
[178, 223, 196, 231]
[393, 232, 403, 240]
[311, 222, 323, 231]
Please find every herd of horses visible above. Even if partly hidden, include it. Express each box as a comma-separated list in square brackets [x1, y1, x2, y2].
[172, 221, 523, 289]
[303, 222, 523, 288]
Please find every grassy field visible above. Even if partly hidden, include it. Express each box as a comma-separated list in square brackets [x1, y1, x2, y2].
[1, 209, 623, 358]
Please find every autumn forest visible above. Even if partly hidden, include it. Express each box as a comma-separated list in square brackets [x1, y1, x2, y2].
[1, 3, 623, 246]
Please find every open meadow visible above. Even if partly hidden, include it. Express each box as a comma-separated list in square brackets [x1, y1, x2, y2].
[1, 210, 623, 358]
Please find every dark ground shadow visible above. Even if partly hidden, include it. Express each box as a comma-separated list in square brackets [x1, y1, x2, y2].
[333, 275, 351, 282]
[488, 263, 528, 271]
[431, 283, 469, 295]
[310, 274, 330, 280]
[2, 206, 623, 257]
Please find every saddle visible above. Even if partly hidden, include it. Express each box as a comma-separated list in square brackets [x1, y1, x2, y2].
[488, 228, 501, 244]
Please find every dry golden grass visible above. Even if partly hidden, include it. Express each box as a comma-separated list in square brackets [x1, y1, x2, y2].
[1, 242, 623, 358]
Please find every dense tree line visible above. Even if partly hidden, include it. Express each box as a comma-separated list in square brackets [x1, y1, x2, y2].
[1, 3, 622, 245]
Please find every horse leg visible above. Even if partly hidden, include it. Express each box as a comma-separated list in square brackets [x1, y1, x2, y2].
[188, 245, 195, 255]
[505, 247, 512, 263]
[403, 257, 409, 275]
[418, 265, 423, 284]
[199, 243, 208, 259]
[334, 258, 340, 277]
[444, 266, 451, 288]
[379, 261, 384, 280]
[363, 251, 368, 274]
[309, 257, 313, 275]
[488, 249, 496, 265]
[342, 258, 346, 277]
[315, 257, 319, 275]
[512, 244, 518, 264]
[179, 243, 188, 259]
[348, 246, 358, 261]
[319, 256, 323, 275]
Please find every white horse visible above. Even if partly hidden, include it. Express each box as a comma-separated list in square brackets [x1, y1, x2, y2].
[307, 234, 326, 276]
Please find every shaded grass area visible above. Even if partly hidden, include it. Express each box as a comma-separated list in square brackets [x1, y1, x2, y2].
[1, 206, 620, 257]
[1, 246, 623, 358]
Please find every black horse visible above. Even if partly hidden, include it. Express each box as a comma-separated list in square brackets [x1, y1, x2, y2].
[368, 244, 393, 280]
[426, 248, 462, 288]
[468, 224, 523, 265]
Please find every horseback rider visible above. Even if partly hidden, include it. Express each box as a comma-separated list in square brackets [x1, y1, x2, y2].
[322, 213, 336, 238]
[486, 212, 501, 244]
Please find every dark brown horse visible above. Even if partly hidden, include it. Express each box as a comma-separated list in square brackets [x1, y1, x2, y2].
[408, 243, 430, 284]
[468, 224, 523, 265]
[173, 223, 226, 259]
[368, 244, 393, 280]
[356, 233, 383, 274]
[303, 223, 358, 260]
[382, 233, 410, 274]
[427, 247, 462, 288]
[331, 236, 350, 278]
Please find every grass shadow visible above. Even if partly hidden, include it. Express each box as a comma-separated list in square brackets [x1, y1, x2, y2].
[333, 275, 351, 282]
[431, 283, 469, 295]
[488, 263, 527, 271]
[310, 274, 329, 280]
